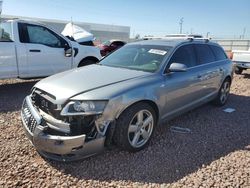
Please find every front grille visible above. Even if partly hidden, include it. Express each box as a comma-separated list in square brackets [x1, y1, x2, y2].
[22, 100, 38, 133]
[32, 90, 58, 118]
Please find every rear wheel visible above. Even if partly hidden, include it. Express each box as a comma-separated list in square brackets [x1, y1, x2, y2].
[113, 103, 156, 152]
[213, 78, 231, 106]
[235, 67, 243, 74]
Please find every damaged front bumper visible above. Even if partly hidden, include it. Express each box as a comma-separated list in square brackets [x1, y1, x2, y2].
[21, 96, 106, 161]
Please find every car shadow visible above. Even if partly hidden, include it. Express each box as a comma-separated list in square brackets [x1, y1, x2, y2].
[242, 72, 250, 79]
[0, 80, 38, 112]
[47, 93, 250, 184]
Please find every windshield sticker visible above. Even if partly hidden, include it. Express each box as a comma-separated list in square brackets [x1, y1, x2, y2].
[148, 49, 167, 55]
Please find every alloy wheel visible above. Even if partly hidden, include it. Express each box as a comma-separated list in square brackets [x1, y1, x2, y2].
[127, 110, 154, 148]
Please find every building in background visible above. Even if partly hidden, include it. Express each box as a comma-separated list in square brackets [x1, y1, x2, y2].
[2, 15, 130, 43]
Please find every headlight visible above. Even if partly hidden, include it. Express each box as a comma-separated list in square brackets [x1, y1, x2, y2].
[61, 100, 108, 116]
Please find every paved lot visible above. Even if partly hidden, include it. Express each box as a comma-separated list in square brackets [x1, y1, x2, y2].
[0, 71, 249, 187]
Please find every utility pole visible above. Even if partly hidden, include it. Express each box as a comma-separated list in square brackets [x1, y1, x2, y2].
[242, 27, 246, 39]
[206, 32, 210, 38]
[190, 28, 193, 34]
[179, 17, 184, 34]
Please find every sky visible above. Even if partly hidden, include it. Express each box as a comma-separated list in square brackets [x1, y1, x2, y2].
[1, 0, 250, 39]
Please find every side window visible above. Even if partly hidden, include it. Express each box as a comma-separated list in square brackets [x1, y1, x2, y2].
[0, 22, 12, 42]
[209, 45, 227, 61]
[26, 24, 63, 48]
[169, 44, 197, 68]
[195, 44, 216, 64]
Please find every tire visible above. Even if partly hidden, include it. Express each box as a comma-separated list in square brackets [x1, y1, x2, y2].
[213, 78, 231, 106]
[78, 59, 96, 67]
[235, 67, 243, 74]
[113, 102, 157, 152]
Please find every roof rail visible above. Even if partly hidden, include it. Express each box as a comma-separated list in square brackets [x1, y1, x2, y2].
[187, 37, 211, 43]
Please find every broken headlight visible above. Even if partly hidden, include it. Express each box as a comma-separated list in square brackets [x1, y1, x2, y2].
[60, 100, 108, 116]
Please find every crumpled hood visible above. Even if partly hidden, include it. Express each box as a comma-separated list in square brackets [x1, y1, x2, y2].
[34, 64, 149, 104]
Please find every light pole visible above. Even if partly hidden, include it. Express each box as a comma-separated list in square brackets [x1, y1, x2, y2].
[206, 32, 210, 38]
[179, 17, 184, 34]
[242, 27, 246, 39]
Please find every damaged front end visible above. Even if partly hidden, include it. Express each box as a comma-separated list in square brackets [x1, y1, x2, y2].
[21, 89, 113, 161]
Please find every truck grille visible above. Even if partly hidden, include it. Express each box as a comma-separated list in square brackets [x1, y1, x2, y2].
[22, 99, 38, 133]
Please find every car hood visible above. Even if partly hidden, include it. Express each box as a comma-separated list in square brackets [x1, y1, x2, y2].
[34, 64, 150, 104]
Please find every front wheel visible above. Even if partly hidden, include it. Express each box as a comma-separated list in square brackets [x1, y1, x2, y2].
[113, 103, 157, 152]
[213, 79, 231, 106]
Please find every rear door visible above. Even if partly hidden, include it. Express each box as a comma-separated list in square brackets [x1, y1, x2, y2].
[194, 44, 222, 97]
[0, 22, 18, 78]
[18, 23, 72, 77]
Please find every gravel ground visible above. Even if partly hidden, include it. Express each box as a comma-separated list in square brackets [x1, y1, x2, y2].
[0, 71, 250, 187]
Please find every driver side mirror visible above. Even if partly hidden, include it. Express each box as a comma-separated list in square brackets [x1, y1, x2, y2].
[168, 63, 187, 72]
[65, 48, 73, 57]
[64, 43, 72, 57]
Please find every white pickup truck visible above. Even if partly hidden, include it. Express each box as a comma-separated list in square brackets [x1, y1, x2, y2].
[0, 19, 102, 79]
[232, 48, 250, 74]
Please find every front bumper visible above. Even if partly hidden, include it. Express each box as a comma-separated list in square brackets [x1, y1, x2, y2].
[21, 96, 105, 161]
[234, 61, 250, 69]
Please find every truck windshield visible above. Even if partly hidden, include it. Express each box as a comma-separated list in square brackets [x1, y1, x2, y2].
[100, 45, 170, 73]
[0, 22, 12, 42]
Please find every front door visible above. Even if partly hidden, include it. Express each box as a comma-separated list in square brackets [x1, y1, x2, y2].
[18, 23, 72, 77]
[162, 44, 202, 119]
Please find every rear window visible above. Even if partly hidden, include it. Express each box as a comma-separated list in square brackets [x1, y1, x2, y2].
[195, 44, 216, 64]
[209, 45, 227, 61]
[0, 22, 12, 42]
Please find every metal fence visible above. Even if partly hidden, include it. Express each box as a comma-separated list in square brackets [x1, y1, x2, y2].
[213, 39, 250, 52]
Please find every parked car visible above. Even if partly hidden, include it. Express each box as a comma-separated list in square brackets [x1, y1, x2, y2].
[231, 48, 250, 74]
[98, 40, 126, 56]
[21, 38, 233, 161]
[0, 19, 101, 79]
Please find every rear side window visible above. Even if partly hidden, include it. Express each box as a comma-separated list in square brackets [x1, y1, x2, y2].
[169, 44, 197, 68]
[0, 22, 12, 42]
[195, 44, 216, 64]
[209, 45, 227, 61]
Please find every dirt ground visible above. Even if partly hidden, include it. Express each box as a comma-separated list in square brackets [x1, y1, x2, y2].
[0, 70, 249, 187]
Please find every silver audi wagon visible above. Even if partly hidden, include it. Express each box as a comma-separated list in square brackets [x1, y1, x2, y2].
[21, 38, 233, 161]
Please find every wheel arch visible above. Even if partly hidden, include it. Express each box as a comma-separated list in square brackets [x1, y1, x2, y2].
[116, 99, 160, 124]
[224, 75, 232, 83]
[78, 56, 99, 67]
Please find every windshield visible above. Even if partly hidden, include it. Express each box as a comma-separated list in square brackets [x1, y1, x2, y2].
[100, 45, 171, 73]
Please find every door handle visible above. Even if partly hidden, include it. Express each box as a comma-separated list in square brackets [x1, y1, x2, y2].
[29, 49, 41, 52]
